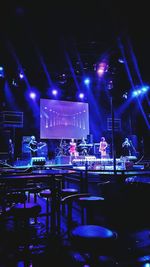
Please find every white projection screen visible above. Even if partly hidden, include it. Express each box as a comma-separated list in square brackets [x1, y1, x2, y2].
[40, 99, 89, 139]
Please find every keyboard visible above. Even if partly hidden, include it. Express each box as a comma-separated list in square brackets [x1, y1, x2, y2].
[78, 143, 93, 147]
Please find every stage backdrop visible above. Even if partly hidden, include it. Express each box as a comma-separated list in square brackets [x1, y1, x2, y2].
[40, 99, 89, 139]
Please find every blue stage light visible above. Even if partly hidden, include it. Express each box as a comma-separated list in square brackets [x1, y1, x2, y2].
[0, 66, 4, 78]
[29, 92, 36, 100]
[84, 78, 90, 86]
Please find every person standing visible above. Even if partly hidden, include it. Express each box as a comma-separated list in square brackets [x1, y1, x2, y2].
[8, 138, 14, 165]
[28, 135, 38, 157]
[69, 138, 77, 156]
[79, 137, 88, 156]
[99, 137, 108, 158]
[122, 137, 131, 156]
[69, 138, 78, 163]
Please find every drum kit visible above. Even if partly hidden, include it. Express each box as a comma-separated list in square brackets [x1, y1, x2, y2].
[55, 139, 93, 157]
[55, 140, 70, 156]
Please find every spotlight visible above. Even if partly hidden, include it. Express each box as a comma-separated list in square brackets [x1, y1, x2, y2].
[107, 80, 113, 90]
[0, 66, 4, 78]
[118, 58, 124, 64]
[122, 92, 128, 99]
[84, 78, 90, 86]
[97, 61, 108, 77]
[19, 72, 24, 79]
[12, 79, 18, 87]
[132, 85, 149, 97]
[52, 89, 58, 96]
[78, 93, 84, 99]
[29, 92, 36, 100]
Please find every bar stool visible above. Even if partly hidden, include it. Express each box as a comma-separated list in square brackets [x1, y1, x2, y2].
[70, 225, 118, 266]
[62, 193, 118, 267]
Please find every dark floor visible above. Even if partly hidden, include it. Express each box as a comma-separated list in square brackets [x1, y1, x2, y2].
[0, 168, 150, 267]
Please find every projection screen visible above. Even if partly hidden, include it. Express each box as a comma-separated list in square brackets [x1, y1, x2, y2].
[40, 99, 89, 139]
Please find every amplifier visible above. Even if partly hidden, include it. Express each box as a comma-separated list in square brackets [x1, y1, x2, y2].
[22, 136, 31, 143]
[31, 157, 46, 166]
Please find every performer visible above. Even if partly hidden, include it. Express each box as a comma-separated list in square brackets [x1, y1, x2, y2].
[122, 137, 131, 156]
[69, 138, 78, 163]
[8, 138, 14, 165]
[69, 138, 77, 156]
[79, 137, 88, 156]
[28, 135, 38, 157]
[99, 136, 108, 158]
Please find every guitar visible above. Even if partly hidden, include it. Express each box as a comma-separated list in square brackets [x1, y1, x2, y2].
[26, 143, 46, 152]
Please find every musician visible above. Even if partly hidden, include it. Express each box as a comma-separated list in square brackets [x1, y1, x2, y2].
[8, 138, 14, 165]
[122, 137, 131, 156]
[79, 137, 88, 156]
[69, 138, 77, 156]
[28, 135, 38, 157]
[99, 136, 108, 158]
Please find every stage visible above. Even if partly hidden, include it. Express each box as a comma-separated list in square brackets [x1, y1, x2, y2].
[0, 155, 147, 174]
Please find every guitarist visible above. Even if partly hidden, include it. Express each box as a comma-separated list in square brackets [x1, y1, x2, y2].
[28, 135, 38, 157]
[99, 136, 108, 158]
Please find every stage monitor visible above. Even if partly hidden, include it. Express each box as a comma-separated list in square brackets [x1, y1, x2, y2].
[40, 99, 89, 139]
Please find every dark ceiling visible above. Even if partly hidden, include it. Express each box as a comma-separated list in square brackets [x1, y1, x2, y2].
[0, 1, 149, 151]
[0, 1, 150, 92]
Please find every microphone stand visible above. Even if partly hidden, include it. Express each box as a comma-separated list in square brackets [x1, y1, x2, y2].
[129, 140, 137, 155]
[111, 95, 116, 174]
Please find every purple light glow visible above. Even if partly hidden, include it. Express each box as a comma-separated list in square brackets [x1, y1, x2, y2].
[97, 61, 108, 77]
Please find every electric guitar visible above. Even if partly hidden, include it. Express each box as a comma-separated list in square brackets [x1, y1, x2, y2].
[26, 143, 46, 152]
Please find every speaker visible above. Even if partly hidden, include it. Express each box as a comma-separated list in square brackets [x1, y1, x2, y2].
[22, 136, 31, 154]
[31, 157, 46, 166]
[22, 136, 31, 143]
